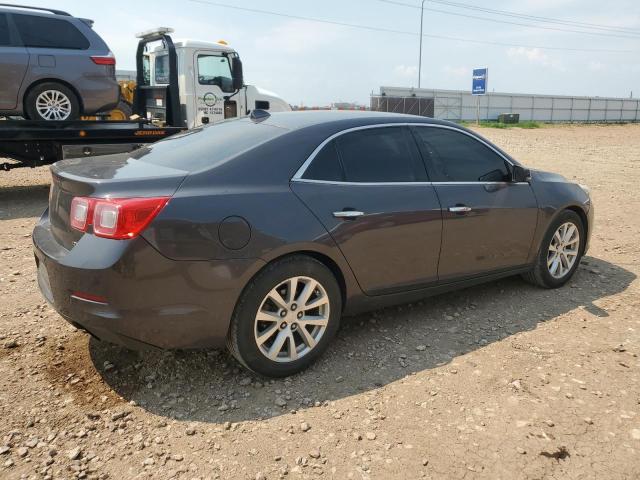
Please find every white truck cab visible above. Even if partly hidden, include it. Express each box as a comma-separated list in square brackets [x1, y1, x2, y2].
[137, 28, 290, 128]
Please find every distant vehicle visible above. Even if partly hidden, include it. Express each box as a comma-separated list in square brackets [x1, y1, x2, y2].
[33, 111, 593, 377]
[0, 4, 119, 121]
[0, 23, 290, 171]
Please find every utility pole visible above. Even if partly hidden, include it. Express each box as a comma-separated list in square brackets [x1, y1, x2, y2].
[418, 0, 427, 88]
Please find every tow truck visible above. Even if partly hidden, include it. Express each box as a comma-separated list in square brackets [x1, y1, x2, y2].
[0, 27, 290, 171]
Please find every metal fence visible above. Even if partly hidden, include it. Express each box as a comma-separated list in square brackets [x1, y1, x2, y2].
[372, 87, 640, 123]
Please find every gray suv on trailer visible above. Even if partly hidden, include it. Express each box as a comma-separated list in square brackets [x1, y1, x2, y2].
[0, 4, 119, 121]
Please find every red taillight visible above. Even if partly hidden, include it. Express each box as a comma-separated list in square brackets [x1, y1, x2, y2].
[70, 197, 169, 239]
[91, 55, 116, 66]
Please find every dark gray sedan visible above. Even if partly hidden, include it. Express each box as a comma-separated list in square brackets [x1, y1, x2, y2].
[33, 111, 593, 376]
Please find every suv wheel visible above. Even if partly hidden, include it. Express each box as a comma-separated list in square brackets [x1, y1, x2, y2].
[227, 255, 342, 377]
[25, 82, 80, 121]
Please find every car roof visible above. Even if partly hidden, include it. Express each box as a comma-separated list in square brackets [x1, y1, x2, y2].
[0, 5, 72, 17]
[260, 110, 457, 131]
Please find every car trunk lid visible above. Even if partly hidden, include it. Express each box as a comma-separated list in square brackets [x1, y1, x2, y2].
[49, 152, 187, 250]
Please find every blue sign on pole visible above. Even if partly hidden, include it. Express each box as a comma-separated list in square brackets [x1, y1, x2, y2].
[472, 68, 488, 95]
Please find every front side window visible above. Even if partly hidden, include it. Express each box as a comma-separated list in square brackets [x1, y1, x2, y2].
[413, 127, 510, 182]
[197, 55, 233, 92]
[336, 127, 427, 183]
[0, 14, 10, 46]
[13, 14, 89, 49]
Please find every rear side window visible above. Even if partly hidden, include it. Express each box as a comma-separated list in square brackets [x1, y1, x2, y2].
[132, 118, 285, 172]
[0, 14, 10, 46]
[413, 127, 510, 182]
[335, 127, 427, 183]
[13, 14, 90, 50]
[302, 141, 343, 182]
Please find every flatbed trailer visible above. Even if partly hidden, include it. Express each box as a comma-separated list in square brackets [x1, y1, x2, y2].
[0, 119, 185, 170]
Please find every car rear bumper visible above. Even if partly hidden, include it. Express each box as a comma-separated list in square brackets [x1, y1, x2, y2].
[81, 76, 120, 114]
[33, 209, 265, 349]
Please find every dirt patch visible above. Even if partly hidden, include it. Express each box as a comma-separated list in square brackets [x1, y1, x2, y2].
[41, 332, 130, 410]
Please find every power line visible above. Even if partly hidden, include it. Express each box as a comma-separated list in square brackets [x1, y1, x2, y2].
[185, 0, 636, 53]
[429, 0, 640, 35]
[376, 0, 640, 39]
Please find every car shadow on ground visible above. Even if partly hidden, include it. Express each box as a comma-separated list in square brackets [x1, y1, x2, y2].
[86, 255, 635, 424]
[0, 183, 50, 221]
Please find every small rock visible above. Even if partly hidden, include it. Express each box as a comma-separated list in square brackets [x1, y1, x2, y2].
[0, 446, 9, 455]
[239, 377, 252, 386]
[516, 447, 526, 454]
[415, 345, 427, 351]
[584, 417, 594, 425]
[275, 397, 287, 407]
[255, 472, 267, 480]
[111, 412, 126, 421]
[309, 449, 320, 459]
[4, 339, 18, 349]
[171, 454, 183, 462]
[24, 437, 38, 448]
[366, 432, 377, 440]
[17, 447, 28, 458]
[185, 427, 196, 436]
[422, 458, 429, 466]
[545, 420, 555, 427]
[300, 422, 311, 432]
[631, 429, 640, 440]
[68, 447, 81, 460]
[3, 459, 13, 467]
[143, 457, 155, 466]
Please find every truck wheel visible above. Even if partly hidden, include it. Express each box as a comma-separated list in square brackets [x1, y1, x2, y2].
[25, 82, 80, 121]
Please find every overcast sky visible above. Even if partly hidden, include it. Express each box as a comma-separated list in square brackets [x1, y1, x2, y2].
[9, 0, 640, 105]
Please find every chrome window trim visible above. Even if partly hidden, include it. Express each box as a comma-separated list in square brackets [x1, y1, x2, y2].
[293, 178, 530, 187]
[291, 122, 517, 184]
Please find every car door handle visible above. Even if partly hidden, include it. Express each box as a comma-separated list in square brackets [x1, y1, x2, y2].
[333, 210, 364, 219]
[449, 205, 472, 213]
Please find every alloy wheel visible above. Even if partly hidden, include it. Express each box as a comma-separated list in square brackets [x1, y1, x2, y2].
[35, 90, 72, 120]
[547, 222, 580, 279]
[254, 276, 330, 363]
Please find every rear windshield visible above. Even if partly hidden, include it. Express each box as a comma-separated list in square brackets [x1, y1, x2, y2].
[154, 54, 169, 84]
[14, 14, 90, 49]
[131, 118, 287, 172]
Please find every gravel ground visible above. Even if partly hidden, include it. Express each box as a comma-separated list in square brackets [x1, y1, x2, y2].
[1, 123, 639, 480]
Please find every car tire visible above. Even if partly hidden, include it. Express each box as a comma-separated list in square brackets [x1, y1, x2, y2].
[522, 210, 585, 289]
[25, 82, 80, 121]
[227, 255, 342, 377]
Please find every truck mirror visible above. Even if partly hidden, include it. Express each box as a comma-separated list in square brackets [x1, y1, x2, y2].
[232, 57, 244, 90]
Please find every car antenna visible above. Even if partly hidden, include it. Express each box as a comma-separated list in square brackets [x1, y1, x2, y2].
[249, 109, 270, 123]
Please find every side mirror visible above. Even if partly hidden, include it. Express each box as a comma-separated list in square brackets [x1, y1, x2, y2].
[512, 165, 531, 183]
[231, 56, 244, 90]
